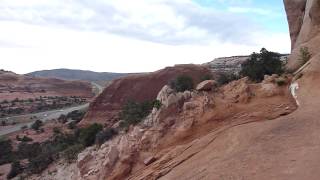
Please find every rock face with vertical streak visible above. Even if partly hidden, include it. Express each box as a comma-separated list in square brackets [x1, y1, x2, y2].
[284, 0, 320, 70]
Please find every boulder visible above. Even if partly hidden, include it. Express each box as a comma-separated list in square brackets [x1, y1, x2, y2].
[196, 80, 217, 91]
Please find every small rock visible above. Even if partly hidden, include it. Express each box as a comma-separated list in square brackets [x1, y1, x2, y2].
[196, 80, 217, 91]
[144, 156, 157, 166]
[183, 102, 197, 111]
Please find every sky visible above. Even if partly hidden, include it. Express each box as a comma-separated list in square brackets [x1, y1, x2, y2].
[0, 0, 291, 74]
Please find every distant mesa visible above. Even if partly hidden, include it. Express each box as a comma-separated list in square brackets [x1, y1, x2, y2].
[27, 68, 129, 84]
[0, 70, 93, 101]
[204, 54, 289, 74]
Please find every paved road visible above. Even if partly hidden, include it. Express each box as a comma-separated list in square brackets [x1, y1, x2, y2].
[0, 103, 89, 136]
[91, 82, 104, 95]
[0, 82, 104, 137]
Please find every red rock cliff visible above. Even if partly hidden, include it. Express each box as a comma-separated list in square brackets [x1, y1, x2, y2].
[81, 64, 212, 126]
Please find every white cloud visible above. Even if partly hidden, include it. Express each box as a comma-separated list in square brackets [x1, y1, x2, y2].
[227, 7, 281, 17]
[0, 0, 263, 45]
[0, 0, 291, 74]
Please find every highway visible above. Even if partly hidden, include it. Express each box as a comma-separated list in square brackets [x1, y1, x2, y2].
[0, 82, 104, 137]
[0, 103, 89, 136]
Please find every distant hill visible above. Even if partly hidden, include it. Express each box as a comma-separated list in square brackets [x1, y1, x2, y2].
[0, 70, 93, 101]
[27, 69, 128, 83]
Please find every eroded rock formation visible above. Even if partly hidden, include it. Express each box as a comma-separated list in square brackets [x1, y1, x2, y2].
[33, 75, 296, 180]
[284, 0, 320, 70]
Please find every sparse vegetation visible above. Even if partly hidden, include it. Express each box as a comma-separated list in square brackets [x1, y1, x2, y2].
[0, 96, 87, 118]
[119, 100, 160, 128]
[0, 122, 105, 176]
[299, 47, 311, 66]
[240, 48, 283, 82]
[200, 74, 213, 81]
[95, 128, 118, 145]
[27, 152, 53, 174]
[58, 110, 86, 124]
[78, 123, 103, 147]
[275, 77, 287, 86]
[16, 135, 33, 142]
[17, 142, 41, 160]
[53, 127, 62, 134]
[62, 144, 84, 162]
[170, 75, 194, 92]
[217, 72, 240, 85]
[67, 121, 77, 129]
[1, 120, 6, 126]
[31, 120, 43, 131]
[20, 125, 28, 130]
[7, 161, 23, 179]
[153, 100, 162, 110]
[0, 138, 14, 165]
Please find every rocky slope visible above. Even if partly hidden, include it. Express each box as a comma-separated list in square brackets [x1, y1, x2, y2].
[80, 64, 213, 127]
[32, 74, 297, 180]
[0, 70, 93, 101]
[26, 0, 320, 179]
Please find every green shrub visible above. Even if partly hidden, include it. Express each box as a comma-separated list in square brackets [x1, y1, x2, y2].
[240, 48, 283, 82]
[67, 121, 77, 129]
[20, 125, 28, 130]
[16, 135, 33, 142]
[0, 138, 14, 165]
[153, 100, 162, 110]
[275, 77, 287, 86]
[299, 47, 311, 65]
[217, 72, 239, 85]
[170, 75, 194, 92]
[24, 132, 79, 174]
[1, 120, 6, 126]
[31, 120, 43, 131]
[53, 127, 61, 134]
[200, 74, 213, 81]
[17, 142, 41, 160]
[67, 110, 86, 122]
[27, 153, 53, 174]
[62, 144, 84, 162]
[95, 128, 118, 145]
[1, 123, 107, 176]
[58, 114, 67, 123]
[119, 100, 157, 127]
[7, 161, 22, 179]
[78, 123, 103, 147]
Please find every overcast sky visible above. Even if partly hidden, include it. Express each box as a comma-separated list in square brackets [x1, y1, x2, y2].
[0, 0, 290, 74]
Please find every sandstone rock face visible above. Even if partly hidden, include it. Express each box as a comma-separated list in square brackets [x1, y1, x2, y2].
[196, 80, 217, 91]
[34, 76, 296, 180]
[80, 64, 212, 127]
[284, 0, 320, 70]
